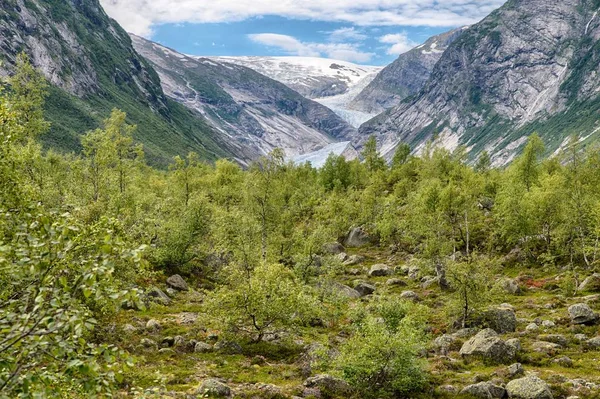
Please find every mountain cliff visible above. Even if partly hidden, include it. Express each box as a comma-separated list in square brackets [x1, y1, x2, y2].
[131, 36, 357, 160]
[350, 28, 466, 114]
[359, 0, 600, 165]
[0, 0, 232, 166]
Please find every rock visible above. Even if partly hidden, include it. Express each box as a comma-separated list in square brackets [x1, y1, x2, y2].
[461, 381, 506, 398]
[460, 329, 516, 365]
[173, 335, 185, 348]
[507, 363, 525, 378]
[322, 242, 345, 255]
[408, 265, 421, 280]
[146, 319, 161, 332]
[166, 274, 189, 291]
[440, 385, 457, 394]
[434, 334, 458, 355]
[161, 336, 175, 347]
[158, 348, 174, 355]
[554, 356, 573, 367]
[123, 324, 137, 333]
[454, 328, 479, 338]
[303, 374, 351, 397]
[531, 341, 561, 353]
[541, 320, 555, 329]
[347, 268, 362, 276]
[386, 278, 407, 286]
[573, 334, 588, 342]
[336, 252, 349, 262]
[585, 336, 600, 349]
[368, 264, 392, 277]
[579, 273, 600, 292]
[140, 338, 158, 349]
[343, 227, 372, 248]
[421, 276, 439, 289]
[506, 338, 522, 353]
[400, 290, 419, 301]
[354, 282, 376, 297]
[194, 341, 213, 353]
[330, 282, 361, 299]
[525, 323, 539, 332]
[506, 376, 553, 399]
[197, 379, 231, 397]
[501, 279, 522, 295]
[146, 287, 172, 305]
[537, 334, 567, 347]
[568, 303, 598, 325]
[397, 265, 410, 275]
[343, 255, 365, 266]
[482, 307, 517, 333]
[214, 340, 243, 355]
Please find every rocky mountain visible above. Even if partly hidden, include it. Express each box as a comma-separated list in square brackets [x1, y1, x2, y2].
[350, 28, 466, 115]
[359, 0, 600, 165]
[0, 0, 233, 166]
[132, 36, 357, 160]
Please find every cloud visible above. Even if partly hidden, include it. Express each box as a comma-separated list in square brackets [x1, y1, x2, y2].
[327, 27, 367, 42]
[379, 33, 417, 55]
[99, 0, 506, 37]
[248, 33, 374, 63]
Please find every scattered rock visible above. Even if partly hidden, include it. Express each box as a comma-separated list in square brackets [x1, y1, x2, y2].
[525, 323, 539, 332]
[434, 334, 459, 355]
[140, 338, 158, 349]
[579, 273, 600, 292]
[146, 287, 172, 305]
[166, 274, 189, 291]
[482, 306, 517, 333]
[531, 341, 561, 353]
[501, 278, 522, 295]
[214, 340, 243, 355]
[554, 356, 573, 367]
[461, 381, 506, 398]
[344, 227, 372, 248]
[146, 319, 161, 332]
[537, 334, 567, 347]
[585, 336, 600, 349]
[194, 341, 213, 353]
[421, 276, 440, 289]
[368, 264, 392, 277]
[329, 282, 361, 299]
[541, 320, 555, 329]
[303, 374, 352, 397]
[440, 385, 457, 394]
[354, 282, 376, 297]
[343, 255, 365, 266]
[460, 329, 516, 365]
[158, 348, 174, 355]
[507, 363, 525, 378]
[161, 336, 175, 347]
[568, 303, 598, 325]
[123, 324, 137, 333]
[322, 242, 345, 255]
[506, 376, 553, 399]
[573, 334, 588, 342]
[197, 379, 231, 397]
[400, 290, 419, 301]
[173, 335, 185, 348]
[336, 252, 349, 262]
[454, 328, 479, 338]
[506, 338, 522, 353]
[408, 266, 421, 280]
[386, 278, 407, 286]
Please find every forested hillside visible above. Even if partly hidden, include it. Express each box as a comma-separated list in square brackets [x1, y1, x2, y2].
[3, 57, 600, 399]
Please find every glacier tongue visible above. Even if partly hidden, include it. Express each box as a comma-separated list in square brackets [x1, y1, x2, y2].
[291, 141, 358, 168]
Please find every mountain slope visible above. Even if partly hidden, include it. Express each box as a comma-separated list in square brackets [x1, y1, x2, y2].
[0, 0, 232, 166]
[208, 56, 382, 99]
[359, 0, 600, 165]
[350, 28, 466, 114]
[132, 36, 357, 159]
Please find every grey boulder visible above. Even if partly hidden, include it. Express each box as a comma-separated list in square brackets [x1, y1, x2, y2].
[506, 376, 553, 399]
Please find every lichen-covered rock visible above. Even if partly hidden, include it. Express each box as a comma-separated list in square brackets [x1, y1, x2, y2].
[400, 290, 419, 301]
[368, 264, 392, 277]
[146, 287, 172, 305]
[354, 282, 376, 297]
[537, 334, 567, 347]
[461, 381, 506, 398]
[322, 242, 345, 255]
[460, 329, 516, 365]
[507, 363, 525, 378]
[482, 306, 517, 333]
[386, 278, 407, 286]
[568, 303, 598, 325]
[344, 227, 372, 248]
[197, 379, 231, 397]
[303, 374, 351, 397]
[146, 319, 161, 332]
[343, 255, 365, 266]
[166, 274, 189, 291]
[579, 274, 600, 292]
[506, 376, 553, 399]
[194, 342, 213, 353]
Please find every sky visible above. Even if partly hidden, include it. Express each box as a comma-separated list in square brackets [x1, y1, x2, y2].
[100, 0, 506, 66]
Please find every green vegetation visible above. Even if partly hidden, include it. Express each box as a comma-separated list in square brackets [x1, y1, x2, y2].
[3, 56, 600, 398]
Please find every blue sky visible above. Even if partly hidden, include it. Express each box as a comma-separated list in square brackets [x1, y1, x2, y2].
[101, 0, 506, 66]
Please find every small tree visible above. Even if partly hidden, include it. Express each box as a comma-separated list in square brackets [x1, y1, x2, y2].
[446, 258, 493, 328]
[205, 262, 319, 342]
[362, 136, 386, 172]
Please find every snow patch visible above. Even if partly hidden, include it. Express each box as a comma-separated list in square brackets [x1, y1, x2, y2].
[291, 142, 353, 168]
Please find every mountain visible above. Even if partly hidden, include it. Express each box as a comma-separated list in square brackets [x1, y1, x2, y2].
[0, 0, 232, 166]
[131, 36, 357, 160]
[350, 28, 466, 114]
[359, 0, 600, 165]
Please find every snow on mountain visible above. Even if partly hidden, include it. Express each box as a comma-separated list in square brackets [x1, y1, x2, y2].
[291, 141, 359, 169]
[205, 56, 382, 99]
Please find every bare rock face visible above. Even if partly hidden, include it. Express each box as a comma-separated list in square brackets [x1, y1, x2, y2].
[350, 27, 465, 114]
[359, 0, 600, 166]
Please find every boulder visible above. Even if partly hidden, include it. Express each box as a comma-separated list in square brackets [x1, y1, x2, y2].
[303, 374, 351, 397]
[386, 278, 407, 287]
[541, 320, 555, 329]
[146, 319, 161, 332]
[166, 274, 189, 291]
[161, 336, 175, 347]
[537, 334, 567, 347]
[197, 379, 231, 397]
[461, 381, 506, 398]
[568, 303, 598, 325]
[214, 340, 243, 355]
[336, 252, 349, 262]
[525, 323, 539, 332]
[368, 264, 392, 277]
[507, 363, 525, 378]
[506, 338, 522, 353]
[554, 356, 573, 367]
[146, 287, 172, 305]
[421, 276, 439, 289]
[585, 337, 600, 349]
[501, 279, 522, 295]
[531, 341, 561, 353]
[194, 341, 213, 353]
[354, 282, 376, 297]
[343, 255, 365, 266]
[482, 307, 517, 333]
[506, 376, 553, 399]
[343, 227, 372, 248]
[400, 290, 419, 301]
[322, 242, 345, 255]
[579, 273, 600, 292]
[460, 329, 516, 365]
[433, 334, 458, 355]
[140, 338, 158, 349]
[330, 282, 361, 299]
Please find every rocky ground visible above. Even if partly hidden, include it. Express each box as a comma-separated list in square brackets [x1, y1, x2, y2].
[110, 243, 600, 399]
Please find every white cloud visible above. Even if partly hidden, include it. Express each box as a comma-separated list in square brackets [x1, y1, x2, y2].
[99, 0, 506, 37]
[327, 27, 367, 42]
[248, 33, 374, 63]
[379, 32, 417, 55]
